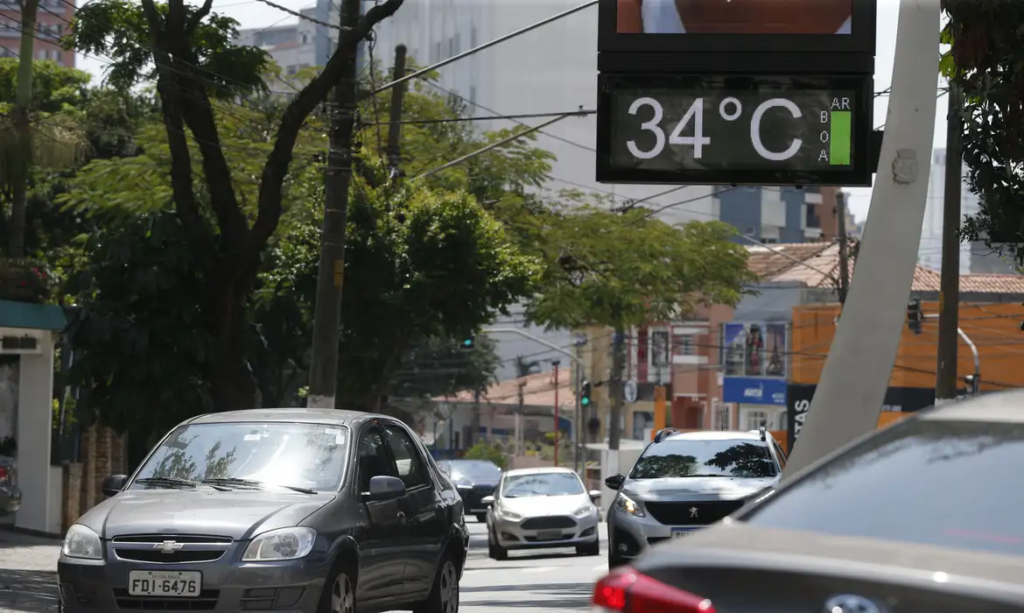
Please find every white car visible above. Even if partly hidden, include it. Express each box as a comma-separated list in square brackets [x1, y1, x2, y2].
[483, 466, 601, 560]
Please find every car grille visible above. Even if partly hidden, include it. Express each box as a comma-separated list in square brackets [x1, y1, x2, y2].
[113, 588, 219, 611]
[472, 484, 495, 495]
[111, 535, 232, 565]
[644, 500, 744, 526]
[521, 516, 577, 530]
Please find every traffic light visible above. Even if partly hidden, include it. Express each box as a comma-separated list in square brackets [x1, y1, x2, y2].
[459, 335, 475, 350]
[907, 299, 923, 335]
[580, 380, 591, 407]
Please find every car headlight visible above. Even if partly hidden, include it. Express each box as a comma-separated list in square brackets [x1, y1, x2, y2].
[62, 524, 103, 560]
[614, 493, 645, 518]
[242, 527, 317, 562]
[496, 506, 522, 521]
[573, 503, 597, 518]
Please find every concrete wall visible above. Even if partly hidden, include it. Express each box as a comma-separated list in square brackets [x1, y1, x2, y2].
[15, 331, 58, 534]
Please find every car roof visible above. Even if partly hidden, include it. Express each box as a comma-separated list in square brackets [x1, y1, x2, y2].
[659, 430, 765, 443]
[502, 466, 578, 477]
[919, 389, 1024, 423]
[184, 408, 379, 427]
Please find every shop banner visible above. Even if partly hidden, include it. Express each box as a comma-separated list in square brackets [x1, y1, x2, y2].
[723, 376, 787, 406]
[786, 384, 936, 450]
[723, 322, 787, 378]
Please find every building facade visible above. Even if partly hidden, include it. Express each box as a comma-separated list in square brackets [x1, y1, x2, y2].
[0, 0, 75, 67]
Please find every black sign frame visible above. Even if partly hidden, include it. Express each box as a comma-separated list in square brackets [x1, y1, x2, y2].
[596, 73, 873, 187]
[597, 0, 877, 56]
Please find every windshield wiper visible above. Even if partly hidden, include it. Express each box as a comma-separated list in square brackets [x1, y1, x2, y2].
[201, 478, 316, 494]
[136, 477, 199, 489]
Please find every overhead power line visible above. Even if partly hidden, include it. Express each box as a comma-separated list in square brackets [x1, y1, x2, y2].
[365, 109, 596, 126]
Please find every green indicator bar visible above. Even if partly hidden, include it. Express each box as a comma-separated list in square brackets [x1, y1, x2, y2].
[830, 111, 852, 166]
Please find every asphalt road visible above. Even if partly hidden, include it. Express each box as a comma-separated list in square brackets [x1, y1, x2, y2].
[0, 519, 609, 613]
[460, 519, 608, 612]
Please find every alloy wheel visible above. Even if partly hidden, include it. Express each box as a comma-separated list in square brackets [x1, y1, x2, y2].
[330, 572, 355, 613]
[438, 560, 459, 613]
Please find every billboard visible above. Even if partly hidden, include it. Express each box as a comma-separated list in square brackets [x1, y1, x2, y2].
[723, 322, 787, 379]
[598, 0, 876, 55]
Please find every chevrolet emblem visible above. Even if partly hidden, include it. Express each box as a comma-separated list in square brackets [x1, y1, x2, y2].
[155, 540, 184, 554]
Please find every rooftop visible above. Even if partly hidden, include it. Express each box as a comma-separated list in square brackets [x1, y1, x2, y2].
[436, 368, 574, 409]
[747, 242, 1024, 294]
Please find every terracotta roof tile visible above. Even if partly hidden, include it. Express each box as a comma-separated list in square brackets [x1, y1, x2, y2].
[745, 242, 834, 279]
[753, 241, 1024, 294]
[433, 369, 574, 410]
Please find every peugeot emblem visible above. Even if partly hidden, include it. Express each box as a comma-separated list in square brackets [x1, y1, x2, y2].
[688, 507, 698, 518]
[824, 594, 882, 613]
[154, 540, 184, 554]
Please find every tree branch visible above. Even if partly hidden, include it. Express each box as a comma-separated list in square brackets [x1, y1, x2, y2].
[250, 0, 404, 251]
[185, 0, 216, 37]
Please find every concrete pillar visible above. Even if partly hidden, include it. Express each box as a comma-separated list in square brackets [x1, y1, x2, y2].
[14, 331, 60, 534]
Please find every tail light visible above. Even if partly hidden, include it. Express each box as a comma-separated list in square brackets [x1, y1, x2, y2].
[592, 567, 716, 613]
[0, 466, 7, 481]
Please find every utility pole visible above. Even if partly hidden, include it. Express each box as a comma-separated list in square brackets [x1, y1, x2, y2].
[552, 360, 560, 467]
[471, 388, 481, 447]
[306, 0, 362, 409]
[835, 191, 851, 306]
[608, 330, 626, 451]
[936, 86, 963, 402]
[385, 44, 407, 182]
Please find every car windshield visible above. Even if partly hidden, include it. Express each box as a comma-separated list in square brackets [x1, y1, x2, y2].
[448, 460, 501, 480]
[742, 419, 1024, 557]
[629, 438, 778, 479]
[133, 422, 350, 493]
[502, 472, 584, 498]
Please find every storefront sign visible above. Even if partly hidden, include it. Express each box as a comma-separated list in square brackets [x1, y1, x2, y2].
[786, 383, 935, 450]
[723, 376, 787, 406]
[723, 321, 787, 378]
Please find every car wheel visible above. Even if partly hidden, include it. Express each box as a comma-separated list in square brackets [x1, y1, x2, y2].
[414, 554, 460, 613]
[607, 537, 627, 568]
[318, 564, 356, 613]
[576, 537, 600, 556]
[474, 513, 486, 523]
[487, 527, 508, 561]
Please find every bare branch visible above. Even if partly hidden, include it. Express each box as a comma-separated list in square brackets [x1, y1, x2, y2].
[185, 0, 216, 37]
[250, 0, 405, 251]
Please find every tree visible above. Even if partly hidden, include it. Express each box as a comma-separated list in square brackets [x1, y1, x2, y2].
[67, 0, 404, 410]
[943, 2, 1024, 262]
[390, 335, 500, 401]
[0, 57, 90, 256]
[525, 205, 757, 449]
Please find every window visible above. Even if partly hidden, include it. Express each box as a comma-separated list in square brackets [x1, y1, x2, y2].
[745, 410, 769, 431]
[744, 420, 1024, 558]
[629, 438, 778, 479]
[502, 472, 584, 498]
[676, 333, 695, 356]
[383, 424, 429, 489]
[470, 25, 477, 48]
[650, 330, 669, 368]
[357, 427, 395, 492]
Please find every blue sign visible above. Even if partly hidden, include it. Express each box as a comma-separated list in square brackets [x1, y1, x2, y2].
[723, 377, 787, 406]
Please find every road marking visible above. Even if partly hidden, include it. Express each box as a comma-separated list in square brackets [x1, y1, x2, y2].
[521, 566, 558, 573]
[592, 564, 608, 571]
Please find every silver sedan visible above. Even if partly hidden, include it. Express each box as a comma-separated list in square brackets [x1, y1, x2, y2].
[484, 467, 601, 560]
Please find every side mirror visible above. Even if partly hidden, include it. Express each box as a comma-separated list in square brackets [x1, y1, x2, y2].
[481, 495, 495, 506]
[362, 475, 406, 502]
[102, 474, 128, 497]
[604, 474, 625, 490]
[588, 490, 602, 502]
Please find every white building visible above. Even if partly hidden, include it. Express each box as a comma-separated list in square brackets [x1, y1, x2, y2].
[921, 148, 1016, 274]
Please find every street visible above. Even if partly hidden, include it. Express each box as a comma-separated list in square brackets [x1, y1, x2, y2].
[0, 520, 607, 613]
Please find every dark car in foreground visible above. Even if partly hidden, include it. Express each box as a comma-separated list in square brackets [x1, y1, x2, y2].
[590, 392, 1024, 613]
[58, 408, 468, 613]
[605, 428, 784, 567]
[436, 459, 502, 522]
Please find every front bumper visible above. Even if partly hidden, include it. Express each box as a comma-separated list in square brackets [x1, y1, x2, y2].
[455, 485, 495, 514]
[609, 497, 746, 560]
[58, 550, 332, 612]
[0, 484, 20, 516]
[492, 512, 600, 550]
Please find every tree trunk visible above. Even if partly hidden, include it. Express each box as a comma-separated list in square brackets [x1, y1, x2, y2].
[206, 267, 257, 411]
[608, 328, 626, 451]
[6, 0, 38, 258]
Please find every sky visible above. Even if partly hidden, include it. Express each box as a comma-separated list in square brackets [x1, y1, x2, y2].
[74, 0, 943, 224]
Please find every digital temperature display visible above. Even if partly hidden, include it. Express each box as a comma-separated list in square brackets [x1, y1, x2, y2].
[596, 74, 873, 186]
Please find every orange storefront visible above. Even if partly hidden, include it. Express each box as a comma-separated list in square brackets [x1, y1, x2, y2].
[791, 302, 1024, 391]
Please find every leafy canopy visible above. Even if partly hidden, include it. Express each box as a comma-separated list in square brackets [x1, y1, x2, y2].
[943, 1, 1024, 261]
[525, 203, 756, 331]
